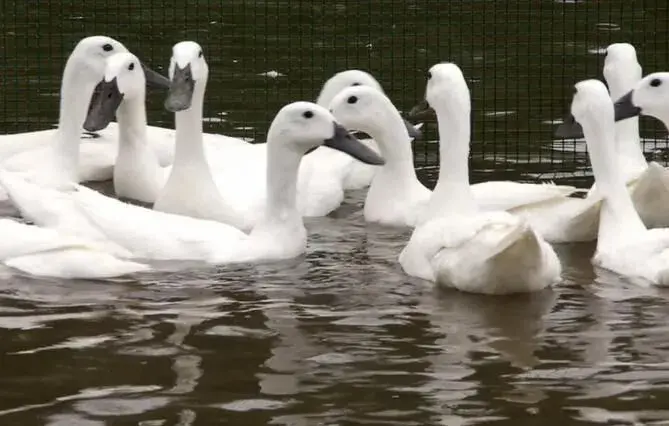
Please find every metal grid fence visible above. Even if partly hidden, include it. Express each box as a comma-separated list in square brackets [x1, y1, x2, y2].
[1, 1, 668, 184]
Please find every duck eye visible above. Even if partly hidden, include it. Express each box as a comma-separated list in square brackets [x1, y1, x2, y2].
[102, 43, 113, 52]
[427, 71, 432, 80]
[303, 110, 313, 119]
[650, 78, 662, 88]
[351, 82, 361, 87]
[347, 96, 358, 104]
[128, 63, 135, 71]
[198, 50, 203, 58]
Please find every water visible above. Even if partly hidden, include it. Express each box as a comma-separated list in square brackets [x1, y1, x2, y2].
[3, 1, 669, 424]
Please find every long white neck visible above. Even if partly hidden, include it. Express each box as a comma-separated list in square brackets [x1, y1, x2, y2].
[116, 93, 149, 153]
[606, 64, 647, 173]
[425, 103, 477, 220]
[172, 86, 208, 171]
[583, 113, 646, 251]
[368, 111, 419, 183]
[262, 141, 301, 223]
[51, 60, 96, 182]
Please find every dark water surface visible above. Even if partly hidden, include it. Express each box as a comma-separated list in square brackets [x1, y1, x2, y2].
[3, 1, 669, 425]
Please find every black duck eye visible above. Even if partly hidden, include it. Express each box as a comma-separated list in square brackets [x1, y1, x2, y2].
[128, 63, 135, 71]
[427, 71, 432, 80]
[198, 50, 203, 58]
[347, 96, 358, 104]
[351, 82, 361, 87]
[303, 110, 313, 119]
[650, 78, 662, 88]
[102, 43, 113, 52]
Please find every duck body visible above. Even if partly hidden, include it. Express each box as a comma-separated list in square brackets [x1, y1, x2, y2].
[400, 211, 560, 294]
[0, 217, 148, 279]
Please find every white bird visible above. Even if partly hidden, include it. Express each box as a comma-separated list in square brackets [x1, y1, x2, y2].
[328, 84, 582, 227]
[398, 63, 561, 295]
[0, 36, 171, 189]
[563, 79, 669, 286]
[1, 102, 385, 263]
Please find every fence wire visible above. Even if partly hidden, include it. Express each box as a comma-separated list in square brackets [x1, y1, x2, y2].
[1, 1, 668, 185]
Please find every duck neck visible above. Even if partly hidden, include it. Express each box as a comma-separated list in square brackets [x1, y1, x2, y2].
[606, 66, 647, 173]
[584, 116, 646, 250]
[614, 116, 646, 171]
[172, 86, 208, 171]
[426, 104, 477, 220]
[116, 93, 149, 153]
[262, 141, 301, 223]
[51, 61, 95, 182]
[369, 112, 419, 181]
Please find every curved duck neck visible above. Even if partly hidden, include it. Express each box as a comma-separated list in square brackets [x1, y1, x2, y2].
[583, 113, 646, 251]
[425, 103, 477, 220]
[52, 59, 96, 182]
[368, 110, 420, 182]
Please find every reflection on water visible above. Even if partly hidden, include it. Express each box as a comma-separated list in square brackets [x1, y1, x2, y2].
[0, 189, 669, 424]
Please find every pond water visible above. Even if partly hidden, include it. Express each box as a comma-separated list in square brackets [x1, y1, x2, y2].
[2, 1, 669, 425]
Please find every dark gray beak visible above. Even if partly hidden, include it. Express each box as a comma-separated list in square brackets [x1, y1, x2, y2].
[403, 118, 422, 139]
[554, 114, 584, 139]
[141, 62, 171, 89]
[408, 99, 433, 120]
[83, 78, 124, 132]
[324, 123, 385, 165]
[614, 90, 642, 122]
[164, 64, 195, 112]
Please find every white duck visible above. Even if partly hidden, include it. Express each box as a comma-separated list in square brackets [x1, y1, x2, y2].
[88, 43, 393, 228]
[567, 79, 669, 286]
[328, 84, 583, 227]
[398, 63, 561, 295]
[587, 43, 669, 229]
[0, 36, 172, 186]
[3, 102, 385, 262]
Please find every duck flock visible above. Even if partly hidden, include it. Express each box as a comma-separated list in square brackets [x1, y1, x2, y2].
[0, 36, 668, 293]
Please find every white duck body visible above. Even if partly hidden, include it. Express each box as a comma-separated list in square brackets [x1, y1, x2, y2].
[0, 218, 149, 279]
[328, 83, 581, 227]
[571, 79, 669, 286]
[398, 63, 561, 295]
[4, 102, 385, 264]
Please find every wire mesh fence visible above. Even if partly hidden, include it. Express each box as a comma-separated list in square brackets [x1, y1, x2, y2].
[1, 1, 668, 185]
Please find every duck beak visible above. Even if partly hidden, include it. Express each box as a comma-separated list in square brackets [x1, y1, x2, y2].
[84, 77, 124, 132]
[323, 123, 385, 165]
[164, 64, 195, 112]
[614, 90, 642, 121]
[403, 118, 422, 139]
[554, 113, 584, 139]
[408, 99, 434, 120]
[140, 62, 171, 89]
